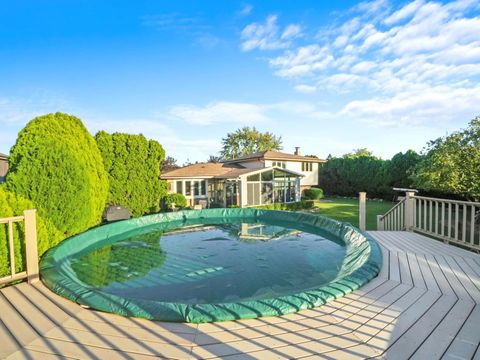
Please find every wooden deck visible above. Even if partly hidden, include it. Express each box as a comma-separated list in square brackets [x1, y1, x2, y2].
[1, 231, 479, 359]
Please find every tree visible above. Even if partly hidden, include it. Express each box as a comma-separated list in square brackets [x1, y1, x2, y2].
[412, 118, 480, 201]
[0, 186, 63, 277]
[95, 131, 167, 216]
[386, 150, 421, 189]
[220, 127, 282, 160]
[319, 153, 390, 199]
[207, 155, 222, 163]
[6, 113, 109, 236]
[345, 148, 374, 158]
[161, 156, 180, 172]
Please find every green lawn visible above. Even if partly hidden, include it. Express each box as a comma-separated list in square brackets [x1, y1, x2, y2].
[311, 197, 395, 230]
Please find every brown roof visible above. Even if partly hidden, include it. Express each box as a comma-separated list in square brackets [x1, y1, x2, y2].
[223, 150, 325, 164]
[161, 163, 255, 179]
[161, 162, 304, 180]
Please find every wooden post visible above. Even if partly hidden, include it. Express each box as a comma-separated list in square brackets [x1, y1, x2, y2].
[359, 192, 366, 231]
[377, 215, 384, 230]
[404, 191, 415, 231]
[24, 209, 39, 284]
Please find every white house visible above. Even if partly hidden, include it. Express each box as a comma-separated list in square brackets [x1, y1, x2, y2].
[161, 148, 325, 208]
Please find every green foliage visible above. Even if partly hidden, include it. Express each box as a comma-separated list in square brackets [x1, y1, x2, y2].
[302, 187, 324, 200]
[6, 113, 109, 236]
[412, 118, 480, 201]
[95, 131, 167, 216]
[0, 186, 63, 277]
[220, 127, 282, 160]
[70, 230, 165, 287]
[163, 193, 188, 210]
[319, 153, 390, 199]
[255, 200, 314, 211]
[386, 150, 421, 189]
[319, 150, 421, 199]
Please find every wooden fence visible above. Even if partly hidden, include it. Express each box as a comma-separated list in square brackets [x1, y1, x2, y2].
[376, 192, 480, 251]
[0, 209, 39, 285]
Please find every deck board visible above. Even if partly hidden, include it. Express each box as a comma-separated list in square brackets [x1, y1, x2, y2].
[1, 231, 479, 359]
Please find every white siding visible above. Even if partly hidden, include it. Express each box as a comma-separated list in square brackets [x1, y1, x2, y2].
[283, 161, 319, 186]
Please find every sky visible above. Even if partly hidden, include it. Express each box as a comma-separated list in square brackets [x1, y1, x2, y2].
[0, 0, 479, 164]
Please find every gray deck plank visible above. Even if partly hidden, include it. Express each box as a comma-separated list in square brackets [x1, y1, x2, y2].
[411, 299, 475, 359]
[442, 304, 480, 360]
[383, 294, 457, 359]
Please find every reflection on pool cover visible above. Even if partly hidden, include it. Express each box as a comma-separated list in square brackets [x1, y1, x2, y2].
[41, 209, 382, 323]
[70, 222, 345, 304]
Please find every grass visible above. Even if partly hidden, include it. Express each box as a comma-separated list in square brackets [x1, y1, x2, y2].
[311, 197, 395, 230]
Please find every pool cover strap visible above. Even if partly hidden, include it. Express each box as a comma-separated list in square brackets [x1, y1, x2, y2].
[40, 208, 382, 323]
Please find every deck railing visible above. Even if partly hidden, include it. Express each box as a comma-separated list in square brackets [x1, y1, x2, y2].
[377, 197, 407, 231]
[0, 209, 39, 286]
[377, 192, 480, 251]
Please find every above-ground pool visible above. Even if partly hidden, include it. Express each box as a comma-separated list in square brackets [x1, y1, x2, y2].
[40, 209, 382, 323]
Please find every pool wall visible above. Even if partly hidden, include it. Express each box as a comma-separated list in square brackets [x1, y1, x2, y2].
[40, 208, 382, 323]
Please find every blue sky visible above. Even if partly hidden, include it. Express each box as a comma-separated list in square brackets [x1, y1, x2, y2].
[1, 0, 479, 163]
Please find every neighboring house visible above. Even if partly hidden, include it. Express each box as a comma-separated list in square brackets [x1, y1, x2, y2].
[161, 148, 325, 208]
[0, 152, 8, 182]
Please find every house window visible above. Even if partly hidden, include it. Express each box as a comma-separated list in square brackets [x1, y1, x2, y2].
[201, 180, 206, 196]
[176, 181, 183, 194]
[302, 162, 313, 172]
[272, 161, 286, 168]
[185, 181, 191, 196]
[193, 181, 200, 196]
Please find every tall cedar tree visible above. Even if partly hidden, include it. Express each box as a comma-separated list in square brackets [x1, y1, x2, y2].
[6, 113, 109, 236]
[95, 131, 167, 216]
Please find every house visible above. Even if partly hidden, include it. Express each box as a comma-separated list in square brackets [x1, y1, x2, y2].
[0, 152, 8, 182]
[161, 148, 325, 208]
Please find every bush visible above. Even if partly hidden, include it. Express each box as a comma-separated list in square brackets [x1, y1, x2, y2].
[302, 187, 324, 200]
[163, 193, 188, 210]
[6, 113, 109, 236]
[255, 200, 314, 211]
[95, 132, 167, 216]
[0, 186, 63, 278]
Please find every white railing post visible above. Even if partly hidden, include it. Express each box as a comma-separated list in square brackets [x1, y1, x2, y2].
[359, 192, 366, 231]
[377, 215, 384, 230]
[24, 209, 39, 284]
[404, 192, 415, 231]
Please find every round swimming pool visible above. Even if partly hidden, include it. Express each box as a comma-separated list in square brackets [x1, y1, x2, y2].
[40, 209, 382, 323]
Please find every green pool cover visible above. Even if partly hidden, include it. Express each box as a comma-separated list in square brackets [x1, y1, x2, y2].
[40, 209, 382, 323]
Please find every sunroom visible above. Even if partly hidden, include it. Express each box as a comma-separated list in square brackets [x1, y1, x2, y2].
[161, 163, 303, 208]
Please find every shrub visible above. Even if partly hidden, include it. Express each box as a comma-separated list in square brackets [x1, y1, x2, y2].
[6, 113, 109, 236]
[95, 132, 167, 216]
[302, 187, 324, 200]
[163, 193, 188, 210]
[0, 186, 63, 278]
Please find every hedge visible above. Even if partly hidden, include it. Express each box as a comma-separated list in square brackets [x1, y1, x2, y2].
[0, 186, 63, 278]
[95, 131, 167, 216]
[6, 113, 109, 236]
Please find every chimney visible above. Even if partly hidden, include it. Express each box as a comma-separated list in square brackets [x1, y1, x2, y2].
[294, 147, 301, 156]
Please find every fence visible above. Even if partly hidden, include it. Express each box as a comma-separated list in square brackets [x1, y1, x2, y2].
[376, 192, 480, 251]
[0, 209, 39, 286]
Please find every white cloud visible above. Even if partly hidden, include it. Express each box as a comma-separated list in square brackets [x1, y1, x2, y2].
[239, 4, 253, 16]
[340, 85, 480, 127]
[240, 15, 302, 51]
[168, 101, 270, 125]
[384, 0, 424, 25]
[294, 84, 317, 93]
